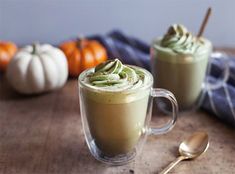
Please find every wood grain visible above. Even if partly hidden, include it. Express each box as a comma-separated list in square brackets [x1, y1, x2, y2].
[0, 49, 235, 174]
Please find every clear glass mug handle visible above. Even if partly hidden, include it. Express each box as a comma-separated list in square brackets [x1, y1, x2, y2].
[206, 51, 230, 90]
[148, 88, 178, 135]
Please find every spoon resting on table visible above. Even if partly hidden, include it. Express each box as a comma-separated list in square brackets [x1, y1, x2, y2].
[159, 131, 209, 174]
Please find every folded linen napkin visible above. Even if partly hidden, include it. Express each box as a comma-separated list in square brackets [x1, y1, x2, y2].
[90, 30, 235, 127]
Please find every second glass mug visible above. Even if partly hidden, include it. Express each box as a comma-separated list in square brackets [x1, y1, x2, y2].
[151, 41, 229, 111]
[78, 66, 178, 165]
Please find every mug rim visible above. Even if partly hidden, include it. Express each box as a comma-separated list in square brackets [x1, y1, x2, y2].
[151, 38, 213, 64]
[78, 65, 153, 94]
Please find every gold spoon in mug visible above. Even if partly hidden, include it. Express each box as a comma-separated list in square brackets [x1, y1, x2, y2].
[159, 131, 209, 174]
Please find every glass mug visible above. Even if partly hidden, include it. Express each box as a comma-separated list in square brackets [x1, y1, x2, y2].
[78, 66, 178, 165]
[151, 40, 229, 111]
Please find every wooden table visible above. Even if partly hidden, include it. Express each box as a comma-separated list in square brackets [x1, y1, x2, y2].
[1, 49, 235, 174]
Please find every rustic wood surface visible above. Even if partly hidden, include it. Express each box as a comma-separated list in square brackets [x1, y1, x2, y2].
[0, 49, 235, 174]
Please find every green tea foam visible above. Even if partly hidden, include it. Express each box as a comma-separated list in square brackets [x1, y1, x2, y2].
[79, 59, 152, 104]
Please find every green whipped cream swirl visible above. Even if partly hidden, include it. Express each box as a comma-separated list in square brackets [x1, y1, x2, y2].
[161, 24, 205, 54]
[86, 59, 148, 90]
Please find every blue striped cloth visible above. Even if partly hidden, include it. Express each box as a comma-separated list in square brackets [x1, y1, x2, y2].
[90, 30, 235, 128]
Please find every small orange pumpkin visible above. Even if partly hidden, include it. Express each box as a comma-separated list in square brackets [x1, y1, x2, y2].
[59, 38, 107, 77]
[0, 41, 17, 72]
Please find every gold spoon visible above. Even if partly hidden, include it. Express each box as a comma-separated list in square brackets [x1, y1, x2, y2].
[159, 131, 209, 174]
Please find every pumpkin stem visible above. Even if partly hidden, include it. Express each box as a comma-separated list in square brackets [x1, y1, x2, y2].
[76, 37, 86, 50]
[32, 42, 39, 54]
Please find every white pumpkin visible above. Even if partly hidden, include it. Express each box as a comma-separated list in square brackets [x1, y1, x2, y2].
[7, 43, 68, 94]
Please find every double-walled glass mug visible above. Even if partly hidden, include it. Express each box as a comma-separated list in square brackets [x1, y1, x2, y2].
[78, 66, 178, 165]
[151, 39, 229, 111]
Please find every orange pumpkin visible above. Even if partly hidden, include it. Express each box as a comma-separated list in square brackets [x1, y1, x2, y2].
[0, 41, 17, 72]
[59, 38, 108, 77]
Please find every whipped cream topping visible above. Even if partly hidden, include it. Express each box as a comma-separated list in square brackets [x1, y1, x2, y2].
[83, 59, 150, 91]
[161, 24, 207, 55]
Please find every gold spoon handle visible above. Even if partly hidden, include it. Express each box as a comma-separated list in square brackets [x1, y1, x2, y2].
[159, 156, 186, 174]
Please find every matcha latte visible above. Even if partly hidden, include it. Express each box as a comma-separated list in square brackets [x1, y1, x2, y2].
[79, 59, 152, 156]
[151, 24, 212, 109]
